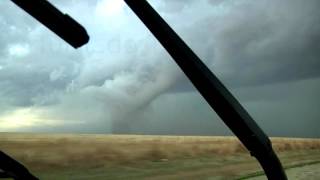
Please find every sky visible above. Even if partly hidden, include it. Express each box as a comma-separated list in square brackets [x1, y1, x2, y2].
[0, 0, 319, 138]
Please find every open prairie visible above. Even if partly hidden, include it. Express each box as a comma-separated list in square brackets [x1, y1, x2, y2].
[0, 133, 320, 179]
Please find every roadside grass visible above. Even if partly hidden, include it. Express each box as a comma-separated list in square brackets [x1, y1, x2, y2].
[0, 133, 320, 179]
[34, 153, 256, 180]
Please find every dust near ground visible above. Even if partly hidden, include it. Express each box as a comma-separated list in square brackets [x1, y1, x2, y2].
[0, 133, 319, 179]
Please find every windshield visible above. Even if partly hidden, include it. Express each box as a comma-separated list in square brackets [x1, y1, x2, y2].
[0, 0, 319, 179]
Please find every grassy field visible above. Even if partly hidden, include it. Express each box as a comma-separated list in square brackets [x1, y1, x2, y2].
[0, 133, 320, 179]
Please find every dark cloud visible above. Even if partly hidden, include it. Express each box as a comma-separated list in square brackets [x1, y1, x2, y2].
[166, 0, 320, 91]
[211, 0, 320, 86]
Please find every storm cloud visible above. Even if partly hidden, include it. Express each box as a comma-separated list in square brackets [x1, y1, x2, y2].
[0, 0, 319, 137]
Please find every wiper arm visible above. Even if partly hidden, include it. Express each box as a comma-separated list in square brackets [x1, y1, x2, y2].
[0, 151, 39, 180]
[124, 0, 287, 179]
[11, 0, 89, 48]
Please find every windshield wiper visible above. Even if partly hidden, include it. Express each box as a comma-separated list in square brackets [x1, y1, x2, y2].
[0, 151, 38, 180]
[123, 0, 287, 179]
[11, 0, 89, 48]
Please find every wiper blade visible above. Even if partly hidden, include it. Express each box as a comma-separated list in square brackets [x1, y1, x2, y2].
[11, 0, 89, 48]
[124, 0, 287, 179]
[0, 151, 38, 180]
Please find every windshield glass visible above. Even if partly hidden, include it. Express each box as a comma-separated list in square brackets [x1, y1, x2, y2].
[0, 0, 319, 179]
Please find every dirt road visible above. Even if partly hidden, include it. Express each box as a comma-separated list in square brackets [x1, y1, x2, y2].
[248, 162, 320, 180]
